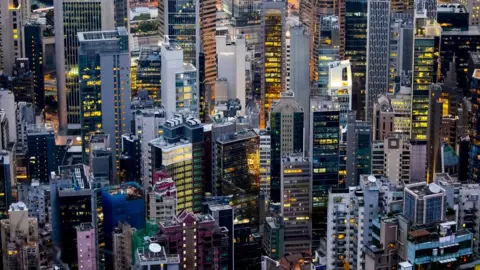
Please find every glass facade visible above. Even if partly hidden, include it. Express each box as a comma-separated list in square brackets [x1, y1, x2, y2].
[136, 46, 161, 101]
[469, 75, 480, 182]
[411, 37, 440, 140]
[167, 0, 198, 65]
[232, 0, 261, 27]
[312, 110, 340, 249]
[24, 23, 45, 113]
[345, 0, 367, 120]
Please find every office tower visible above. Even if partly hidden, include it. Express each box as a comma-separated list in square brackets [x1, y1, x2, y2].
[76, 223, 97, 270]
[318, 16, 341, 96]
[263, 216, 284, 259]
[50, 164, 107, 268]
[345, 0, 368, 120]
[54, 0, 114, 131]
[260, 0, 287, 128]
[200, 0, 216, 119]
[204, 200, 234, 270]
[411, 12, 441, 141]
[403, 182, 445, 225]
[157, 211, 230, 269]
[269, 91, 304, 203]
[388, 16, 413, 95]
[102, 182, 145, 268]
[119, 134, 141, 183]
[365, 0, 390, 120]
[88, 134, 113, 181]
[215, 129, 260, 226]
[26, 125, 55, 184]
[160, 41, 197, 119]
[259, 129, 271, 195]
[0, 151, 13, 218]
[310, 97, 340, 249]
[78, 28, 131, 176]
[132, 106, 165, 183]
[147, 115, 204, 212]
[326, 175, 381, 270]
[114, 0, 129, 29]
[373, 95, 411, 140]
[0, 202, 39, 270]
[24, 23, 45, 113]
[365, 216, 399, 269]
[162, 0, 199, 66]
[0, 88, 17, 142]
[426, 84, 443, 183]
[147, 175, 177, 221]
[345, 115, 372, 186]
[440, 24, 480, 90]
[216, 35, 247, 115]
[113, 222, 135, 269]
[0, 0, 26, 76]
[12, 58, 35, 105]
[280, 153, 312, 254]
[470, 69, 480, 182]
[327, 60, 352, 127]
[135, 46, 161, 100]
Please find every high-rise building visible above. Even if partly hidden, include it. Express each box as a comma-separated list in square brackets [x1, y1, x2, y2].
[426, 84, 443, 183]
[0, 202, 39, 270]
[215, 129, 260, 226]
[114, 0, 130, 30]
[310, 97, 340, 249]
[345, 0, 368, 120]
[147, 174, 177, 221]
[280, 153, 312, 254]
[161, 0, 199, 66]
[365, 0, 390, 120]
[102, 182, 145, 268]
[318, 16, 341, 96]
[383, 136, 412, 185]
[259, 129, 271, 196]
[372, 95, 411, 140]
[112, 222, 135, 270]
[119, 134, 141, 183]
[327, 60, 353, 127]
[15, 102, 35, 157]
[12, 59, 35, 106]
[269, 91, 304, 203]
[0, 151, 13, 219]
[365, 216, 399, 270]
[78, 28, 131, 177]
[76, 223, 97, 270]
[147, 115, 204, 212]
[157, 211, 230, 269]
[263, 216, 284, 260]
[403, 182, 445, 225]
[24, 22, 45, 114]
[260, 0, 287, 128]
[26, 125, 55, 184]
[88, 134, 114, 181]
[411, 12, 441, 141]
[54, 0, 114, 130]
[0, 0, 26, 76]
[388, 16, 413, 95]
[50, 164, 107, 268]
[470, 69, 480, 182]
[160, 41, 197, 119]
[135, 46, 162, 101]
[200, 0, 217, 120]
[0, 88, 17, 143]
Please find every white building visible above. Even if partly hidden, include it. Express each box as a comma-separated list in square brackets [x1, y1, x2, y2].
[216, 35, 247, 115]
[328, 60, 352, 128]
[54, 0, 115, 130]
[26, 180, 49, 225]
[147, 176, 177, 222]
[0, 89, 17, 143]
[161, 40, 197, 119]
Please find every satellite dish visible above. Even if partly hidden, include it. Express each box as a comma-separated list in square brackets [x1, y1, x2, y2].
[429, 183, 441, 194]
[368, 175, 376, 183]
[149, 243, 162, 253]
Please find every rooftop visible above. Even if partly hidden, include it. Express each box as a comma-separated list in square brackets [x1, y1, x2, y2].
[9, 202, 28, 212]
[76, 222, 94, 232]
[437, 3, 467, 13]
[405, 182, 445, 197]
[104, 182, 143, 200]
[78, 27, 128, 41]
[442, 25, 480, 36]
[217, 129, 258, 144]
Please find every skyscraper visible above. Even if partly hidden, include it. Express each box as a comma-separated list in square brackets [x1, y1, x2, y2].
[260, 0, 287, 128]
[78, 28, 131, 177]
[426, 84, 443, 183]
[470, 69, 480, 182]
[24, 23, 45, 114]
[26, 125, 55, 184]
[0, 0, 26, 76]
[135, 46, 162, 101]
[411, 11, 441, 141]
[54, 0, 114, 131]
[269, 91, 304, 203]
[365, 0, 390, 120]
[200, 0, 217, 120]
[0, 151, 13, 219]
[310, 97, 340, 250]
[119, 134, 141, 183]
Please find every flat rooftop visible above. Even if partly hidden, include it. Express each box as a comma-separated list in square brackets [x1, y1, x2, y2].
[217, 129, 258, 144]
[78, 27, 128, 41]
